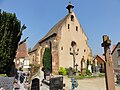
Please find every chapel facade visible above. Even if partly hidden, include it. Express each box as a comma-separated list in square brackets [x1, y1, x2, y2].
[29, 3, 92, 74]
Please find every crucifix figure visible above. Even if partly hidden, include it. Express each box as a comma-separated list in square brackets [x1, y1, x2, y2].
[70, 41, 78, 68]
[101, 35, 115, 90]
[75, 63, 78, 71]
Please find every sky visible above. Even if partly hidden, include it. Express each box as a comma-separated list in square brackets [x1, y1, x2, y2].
[0, 0, 120, 55]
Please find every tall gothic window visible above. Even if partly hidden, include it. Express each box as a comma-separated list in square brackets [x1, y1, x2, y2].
[68, 24, 70, 29]
[61, 47, 63, 50]
[84, 49, 86, 52]
[71, 15, 74, 21]
[76, 26, 78, 31]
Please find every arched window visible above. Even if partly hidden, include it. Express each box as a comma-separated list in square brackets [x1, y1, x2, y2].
[71, 41, 77, 47]
[68, 24, 70, 29]
[76, 26, 78, 31]
[61, 47, 63, 50]
[71, 15, 74, 21]
[33, 56, 35, 64]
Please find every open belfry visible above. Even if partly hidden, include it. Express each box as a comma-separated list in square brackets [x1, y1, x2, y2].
[29, 2, 92, 74]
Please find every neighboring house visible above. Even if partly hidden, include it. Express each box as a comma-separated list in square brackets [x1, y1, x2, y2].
[111, 42, 120, 74]
[93, 55, 105, 73]
[29, 3, 92, 74]
[15, 42, 30, 72]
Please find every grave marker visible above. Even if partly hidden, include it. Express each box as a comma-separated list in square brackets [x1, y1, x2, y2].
[101, 35, 115, 90]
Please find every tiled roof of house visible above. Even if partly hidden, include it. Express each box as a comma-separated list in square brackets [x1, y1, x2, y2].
[16, 42, 28, 58]
[93, 55, 105, 62]
[111, 42, 120, 54]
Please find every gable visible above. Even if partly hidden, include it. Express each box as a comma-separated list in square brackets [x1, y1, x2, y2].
[16, 42, 28, 58]
[67, 12, 88, 40]
[111, 42, 120, 54]
[93, 55, 105, 64]
[32, 6, 89, 53]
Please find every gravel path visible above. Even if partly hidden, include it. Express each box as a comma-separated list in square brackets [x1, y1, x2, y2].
[63, 76, 120, 90]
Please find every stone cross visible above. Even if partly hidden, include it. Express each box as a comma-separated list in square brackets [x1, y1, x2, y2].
[101, 35, 115, 90]
[75, 63, 78, 71]
[70, 47, 78, 68]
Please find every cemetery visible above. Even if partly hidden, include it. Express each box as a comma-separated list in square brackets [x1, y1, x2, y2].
[0, 1, 120, 90]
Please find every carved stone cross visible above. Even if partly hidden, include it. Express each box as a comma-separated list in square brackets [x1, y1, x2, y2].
[75, 63, 78, 71]
[101, 35, 115, 90]
[70, 47, 78, 68]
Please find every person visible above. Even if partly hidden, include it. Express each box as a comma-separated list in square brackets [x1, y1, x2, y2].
[41, 67, 46, 80]
[20, 73, 25, 83]
[40, 67, 45, 86]
[13, 79, 20, 90]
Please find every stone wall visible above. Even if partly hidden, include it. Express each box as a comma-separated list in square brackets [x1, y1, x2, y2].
[0, 77, 14, 90]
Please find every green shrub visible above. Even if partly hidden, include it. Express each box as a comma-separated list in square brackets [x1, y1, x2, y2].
[65, 68, 69, 75]
[79, 75, 85, 79]
[0, 74, 7, 77]
[98, 73, 105, 77]
[65, 67, 76, 76]
[59, 67, 67, 76]
[86, 69, 91, 76]
[68, 75, 84, 80]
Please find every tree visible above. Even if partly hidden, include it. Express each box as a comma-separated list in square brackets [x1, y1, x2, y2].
[0, 10, 26, 75]
[43, 47, 52, 72]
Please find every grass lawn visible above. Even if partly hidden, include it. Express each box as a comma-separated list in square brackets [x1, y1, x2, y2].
[68, 73, 105, 80]
[0, 74, 7, 77]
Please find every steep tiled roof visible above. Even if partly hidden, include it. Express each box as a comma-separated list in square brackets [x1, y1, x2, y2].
[93, 55, 105, 62]
[111, 42, 120, 54]
[16, 42, 28, 58]
[32, 11, 88, 51]
[32, 14, 69, 51]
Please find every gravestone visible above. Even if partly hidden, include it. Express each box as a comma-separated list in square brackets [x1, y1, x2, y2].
[31, 78, 40, 90]
[0, 77, 14, 90]
[42, 75, 64, 90]
[116, 74, 120, 84]
[68, 67, 73, 76]
[50, 76, 64, 90]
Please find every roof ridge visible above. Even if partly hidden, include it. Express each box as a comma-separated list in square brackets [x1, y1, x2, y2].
[111, 42, 120, 54]
[32, 14, 69, 51]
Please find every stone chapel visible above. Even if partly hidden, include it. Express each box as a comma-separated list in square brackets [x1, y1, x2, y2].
[29, 2, 92, 74]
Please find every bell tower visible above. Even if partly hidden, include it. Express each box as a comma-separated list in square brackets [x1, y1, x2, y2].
[66, 2, 74, 13]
